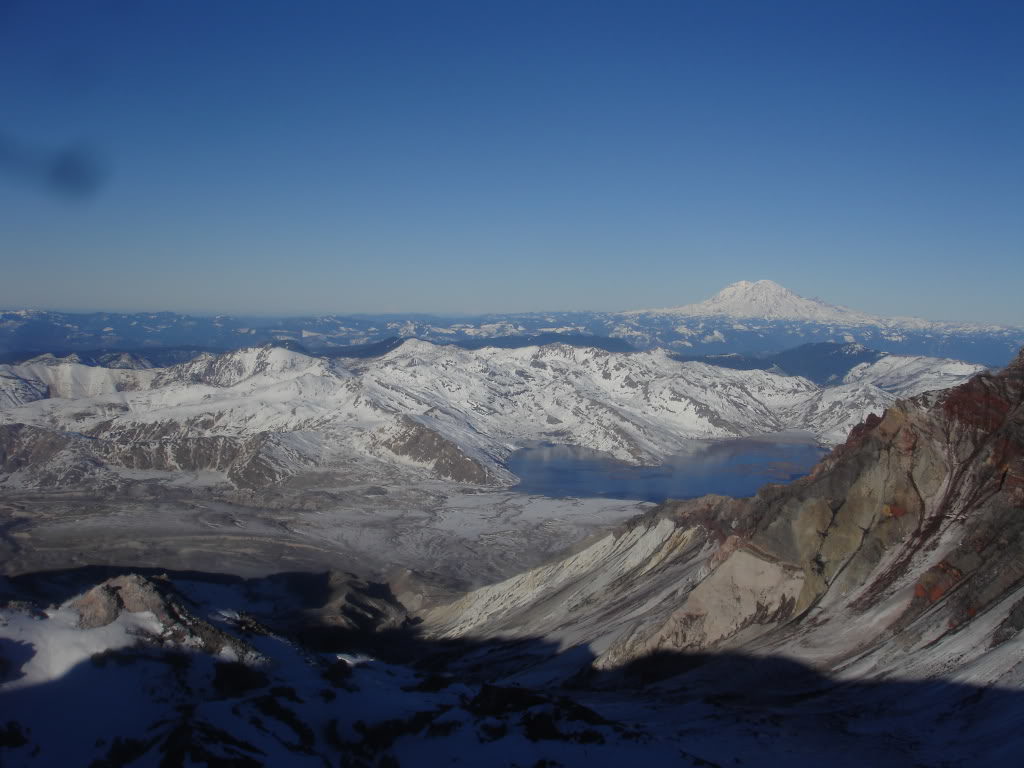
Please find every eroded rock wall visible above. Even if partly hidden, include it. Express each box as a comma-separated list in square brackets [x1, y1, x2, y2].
[430, 350, 1024, 682]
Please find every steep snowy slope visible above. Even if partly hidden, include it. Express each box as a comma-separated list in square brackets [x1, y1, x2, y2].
[775, 383, 897, 446]
[0, 354, 157, 407]
[152, 345, 343, 388]
[768, 353, 987, 443]
[0, 369, 47, 408]
[842, 353, 986, 395]
[353, 341, 818, 463]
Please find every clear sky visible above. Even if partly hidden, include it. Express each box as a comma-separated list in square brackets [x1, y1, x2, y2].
[1, 0, 1021, 324]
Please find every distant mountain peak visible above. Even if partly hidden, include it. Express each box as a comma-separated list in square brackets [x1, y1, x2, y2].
[632, 280, 882, 324]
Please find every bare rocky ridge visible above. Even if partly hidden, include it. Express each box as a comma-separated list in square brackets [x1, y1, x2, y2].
[379, 414, 497, 484]
[69, 574, 265, 662]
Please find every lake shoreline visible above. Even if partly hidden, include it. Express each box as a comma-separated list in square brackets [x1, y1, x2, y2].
[506, 434, 829, 503]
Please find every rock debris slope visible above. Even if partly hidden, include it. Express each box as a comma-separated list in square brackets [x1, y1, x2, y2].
[426, 348, 1024, 686]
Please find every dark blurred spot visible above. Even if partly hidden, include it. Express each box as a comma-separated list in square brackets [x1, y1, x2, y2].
[0, 132, 107, 200]
[47, 144, 105, 198]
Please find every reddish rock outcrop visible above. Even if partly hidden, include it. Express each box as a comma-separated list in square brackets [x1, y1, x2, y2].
[429, 349, 1024, 681]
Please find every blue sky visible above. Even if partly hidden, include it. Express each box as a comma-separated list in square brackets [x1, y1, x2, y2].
[1, 0, 1021, 323]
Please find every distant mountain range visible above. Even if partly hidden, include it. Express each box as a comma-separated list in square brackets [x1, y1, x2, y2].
[0, 340, 986, 499]
[3, 280, 1021, 366]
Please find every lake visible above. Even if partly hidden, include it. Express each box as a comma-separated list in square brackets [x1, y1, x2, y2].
[507, 436, 828, 503]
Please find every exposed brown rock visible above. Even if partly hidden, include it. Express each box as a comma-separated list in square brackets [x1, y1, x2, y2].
[72, 584, 123, 629]
[69, 574, 262, 660]
[380, 415, 495, 484]
[71, 574, 177, 628]
[430, 348, 1024, 679]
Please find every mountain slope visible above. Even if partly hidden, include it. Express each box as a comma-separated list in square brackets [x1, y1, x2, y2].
[842, 353, 986, 395]
[0, 341, 987, 490]
[676, 341, 887, 385]
[1, 353, 1021, 767]
[0, 355, 157, 407]
[426, 349, 1024, 689]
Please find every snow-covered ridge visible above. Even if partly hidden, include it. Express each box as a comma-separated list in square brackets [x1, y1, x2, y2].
[842, 354, 985, 394]
[152, 345, 344, 389]
[0, 340, 986, 487]
[0, 357, 158, 407]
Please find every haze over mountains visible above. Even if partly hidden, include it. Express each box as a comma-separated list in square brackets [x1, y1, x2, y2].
[3, 280, 1022, 366]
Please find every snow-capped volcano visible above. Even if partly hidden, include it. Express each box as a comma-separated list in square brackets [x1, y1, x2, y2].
[633, 280, 882, 324]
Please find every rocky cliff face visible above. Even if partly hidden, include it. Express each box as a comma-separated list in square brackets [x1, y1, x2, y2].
[427, 349, 1024, 685]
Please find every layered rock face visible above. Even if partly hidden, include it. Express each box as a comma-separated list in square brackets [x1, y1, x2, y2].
[428, 350, 1024, 684]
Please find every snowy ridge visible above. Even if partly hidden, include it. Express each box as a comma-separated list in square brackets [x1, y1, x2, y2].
[153, 345, 343, 389]
[0, 358, 157, 407]
[0, 341, 985, 487]
[841, 354, 986, 395]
